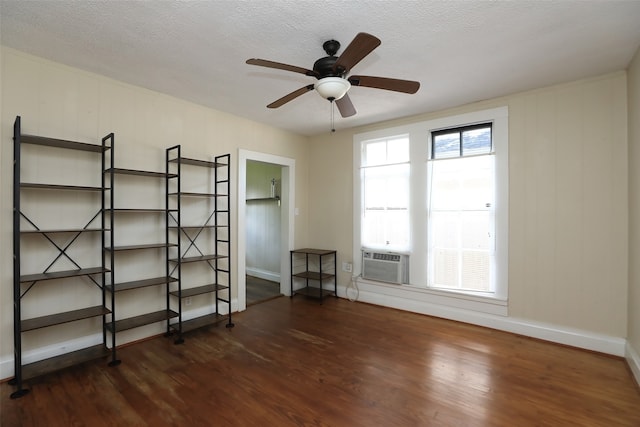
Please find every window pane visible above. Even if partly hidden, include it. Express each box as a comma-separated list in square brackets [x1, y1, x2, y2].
[461, 250, 490, 290]
[362, 136, 409, 166]
[460, 211, 490, 250]
[434, 249, 459, 287]
[431, 211, 459, 248]
[428, 153, 494, 292]
[462, 127, 491, 155]
[433, 132, 460, 159]
[363, 141, 387, 166]
[362, 162, 410, 250]
[387, 137, 410, 163]
[460, 156, 493, 210]
[430, 161, 461, 210]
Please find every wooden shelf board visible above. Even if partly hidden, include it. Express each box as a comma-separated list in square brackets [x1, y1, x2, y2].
[21, 344, 109, 381]
[171, 313, 229, 333]
[106, 310, 178, 333]
[170, 284, 228, 298]
[292, 271, 335, 281]
[22, 134, 106, 152]
[21, 228, 103, 234]
[20, 267, 109, 283]
[291, 248, 337, 256]
[169, 225, 222, 230]
[21, 306, 110, 332]
[168, 192, 218, 198]
[170, 254, 227, 263]
[108, 243, 177, 251]
[105, 168, 177, 178]
[292, 286, 336, 298]
[106, 276, 177, 293]
[168, 157, 225, 168]
[108, 208, 167, 213]
[21, 182, 103, 192]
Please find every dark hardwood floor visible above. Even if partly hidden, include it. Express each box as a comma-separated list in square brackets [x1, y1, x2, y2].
[246, 275, 281, 306]
[2, 297, 639, 426]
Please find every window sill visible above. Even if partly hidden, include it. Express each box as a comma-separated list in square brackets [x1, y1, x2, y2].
[353, 277, 508, 316]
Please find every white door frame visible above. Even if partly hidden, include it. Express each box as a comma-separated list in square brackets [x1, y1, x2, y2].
[237, 149, 295, 311]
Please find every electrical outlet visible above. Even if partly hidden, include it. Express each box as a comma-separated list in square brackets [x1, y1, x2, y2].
[185, 297, 192, 306]
[342, 262, 353, 273]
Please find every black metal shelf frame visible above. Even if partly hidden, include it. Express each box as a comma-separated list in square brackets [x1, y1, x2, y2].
[11, 116, 112, 399]
[103, 139, 176, 366]
[166, 146, 233, 344]
[290, 249, 338, 304]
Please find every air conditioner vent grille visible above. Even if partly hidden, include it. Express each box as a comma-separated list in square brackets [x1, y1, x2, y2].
[372, 253, 401, 262]
[362, 250, 409, 284]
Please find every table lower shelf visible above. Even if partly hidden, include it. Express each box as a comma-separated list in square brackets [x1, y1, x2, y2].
[292, 286, 336, 299]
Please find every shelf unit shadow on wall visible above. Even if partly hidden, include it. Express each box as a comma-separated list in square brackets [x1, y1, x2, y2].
[103, 136, 178, 365]
[166, 146, 234, 344]
[11, 116, 111, 398]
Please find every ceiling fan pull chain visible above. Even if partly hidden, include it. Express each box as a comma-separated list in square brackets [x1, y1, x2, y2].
[331, 100, 336, 133]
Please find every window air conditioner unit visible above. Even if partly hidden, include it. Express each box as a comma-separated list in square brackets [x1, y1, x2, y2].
[361, 250, 409, 284]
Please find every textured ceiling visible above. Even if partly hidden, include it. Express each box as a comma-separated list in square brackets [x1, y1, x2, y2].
[1, 0, 640, 136]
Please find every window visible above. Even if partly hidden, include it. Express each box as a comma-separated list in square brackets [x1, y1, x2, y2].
[353, 107, 508, 307]
[428, 124, 494, 293]
[360, 136, 410, 251]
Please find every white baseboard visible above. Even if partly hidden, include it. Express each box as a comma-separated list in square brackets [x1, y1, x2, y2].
[246, 267, 280, 283]
[626, 342, 640, 387]
[338, 284, 627, 357]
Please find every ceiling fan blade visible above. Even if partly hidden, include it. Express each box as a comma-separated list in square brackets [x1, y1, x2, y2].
[246, 58, 318, 77]
[348, 75, 420, 94]
[267, 85, 315, 108]
[332, 32, 381, 74]
[335, 94, 356, 118]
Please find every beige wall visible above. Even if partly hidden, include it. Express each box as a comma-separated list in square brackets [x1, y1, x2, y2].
[628, 47, 640, 360]
[0, 47, 310, 375]
[309, 72, 629, 339]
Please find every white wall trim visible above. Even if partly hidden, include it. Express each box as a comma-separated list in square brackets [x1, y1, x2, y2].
[626, 342, 640, 387]
[246, 267, 280, 283]
[338, 284, 626, 357]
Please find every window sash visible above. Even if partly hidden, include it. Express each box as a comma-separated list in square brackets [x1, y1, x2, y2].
[428, 154, 495, 293]
[431, 123, 492, 159]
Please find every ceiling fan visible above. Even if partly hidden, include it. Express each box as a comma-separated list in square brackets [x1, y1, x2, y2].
[246, 32, 420, 118]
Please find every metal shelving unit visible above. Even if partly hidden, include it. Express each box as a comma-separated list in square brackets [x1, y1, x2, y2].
[166, 146, 233, 344]
[103, 136, 178, 365]
[290, 248, 337, 304]
[11, 116, 111, 398]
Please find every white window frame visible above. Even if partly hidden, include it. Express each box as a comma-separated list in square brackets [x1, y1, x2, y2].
[353, 107, 508, 315]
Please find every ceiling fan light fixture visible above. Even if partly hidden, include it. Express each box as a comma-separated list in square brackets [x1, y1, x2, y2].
[314, 77, 351, 101]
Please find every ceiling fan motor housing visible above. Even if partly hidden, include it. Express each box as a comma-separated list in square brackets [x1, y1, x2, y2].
[313, 55, 345, 78]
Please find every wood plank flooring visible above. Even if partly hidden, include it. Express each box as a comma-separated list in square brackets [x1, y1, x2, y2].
[246, 275, 281, 306]
[2, 296, 639, 426]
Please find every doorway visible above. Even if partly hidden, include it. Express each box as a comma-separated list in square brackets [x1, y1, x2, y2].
[237, 150, 295, 312]
[245, 160, 283, 305]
